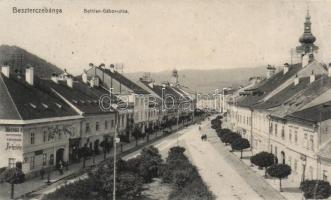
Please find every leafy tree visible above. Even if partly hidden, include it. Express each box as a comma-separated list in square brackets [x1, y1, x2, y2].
[116, 172, 144, 200]
[138, 146, 163, 182]
[78, 145, 92, 168]
[221, 132, 241, 145]
[231, 138, 250, 158]
[266, 164, 291, 192]
[250, 151, 276, 177]
[2, 167, 25, 199]
[300, 180, 330, 199]
[216, 128, 232, 139]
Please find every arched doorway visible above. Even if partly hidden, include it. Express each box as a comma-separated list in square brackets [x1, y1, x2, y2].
[56, 148, 65, 167]
[281, 151, 285, 164]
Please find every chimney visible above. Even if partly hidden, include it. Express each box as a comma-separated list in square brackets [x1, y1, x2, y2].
[283, 63, 289, 74]
[67, 76, 73, 88]
[110, 64, 115, 73]
[1, 64, 10, 78]
[51, 74, 58, 83]
[82, 70, 88, 83]
[25, 67, 34, 86]
[328, 63, 331, 77]
[294, 74, 299, 86]
[310, 70, 315, 83]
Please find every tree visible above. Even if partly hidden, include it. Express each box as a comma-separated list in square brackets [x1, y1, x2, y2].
[79, 145, 91, 168]
[300, 180, 330, 199]
[138, 146, 163, 183]
[231, 138, 250, 158]
[217, 128, 232, 139]
[2, 166, 25, 199]
[221, 132, 241, 145]
[250, 151, 276, 177]
[266, 164, 291, 192]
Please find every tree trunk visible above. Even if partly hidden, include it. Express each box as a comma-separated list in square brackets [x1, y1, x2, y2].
[83, 157, 86, 169]
[264, 168, 267, 178]
[279, 178, 282, 192]
[10, 183, 14, 199]
[103, 150, 106, 161]
[240, 150, 243, 159]
[135, 138, 138, 147]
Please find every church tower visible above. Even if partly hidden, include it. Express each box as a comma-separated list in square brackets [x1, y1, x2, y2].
[296, 10, 319, 57]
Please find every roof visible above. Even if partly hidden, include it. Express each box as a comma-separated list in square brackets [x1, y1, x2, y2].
[100, 68, 149, 94]
[286, 101, 331, 123]
[253, 76, 314, 110]
[237, 63, 302, 108]
[270, 74, 331, 118]
[0, 74, 78, 120]
[37, 78, 116, 115]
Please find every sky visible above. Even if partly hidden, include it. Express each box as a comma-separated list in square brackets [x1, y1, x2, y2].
[0, 0, 331, 75]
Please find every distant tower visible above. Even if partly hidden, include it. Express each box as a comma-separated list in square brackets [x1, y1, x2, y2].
[296, 9, 319, 56]
[172, 68, 179, 86]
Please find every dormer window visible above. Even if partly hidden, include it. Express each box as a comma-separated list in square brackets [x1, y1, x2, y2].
[55, 103, 63, 109]
[73, 100, 78, 104]
[42, 103, 49, 109]
[29, 103, 37, 109]
[80, 100, 85, 104]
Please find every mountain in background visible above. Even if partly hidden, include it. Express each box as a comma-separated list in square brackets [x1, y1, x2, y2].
[0, 45, 267, 93]
[0, 45, 63, 78]
[125, 67, 267, 94]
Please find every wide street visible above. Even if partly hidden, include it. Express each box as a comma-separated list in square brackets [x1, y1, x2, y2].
[13, 117, 286, 200]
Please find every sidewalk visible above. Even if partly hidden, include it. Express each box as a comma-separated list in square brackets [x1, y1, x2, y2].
[204, 122, 287, 200]
[220, 118, 306, 200]
[0, 121, 195, 200]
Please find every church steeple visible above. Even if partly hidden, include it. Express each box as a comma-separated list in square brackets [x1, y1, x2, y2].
[296, 9, 318, 55]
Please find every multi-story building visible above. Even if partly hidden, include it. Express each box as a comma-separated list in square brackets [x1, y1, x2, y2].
[0, 65, 82, 175]
[85, 64, 149, 135]
[225, 11, 331, 185]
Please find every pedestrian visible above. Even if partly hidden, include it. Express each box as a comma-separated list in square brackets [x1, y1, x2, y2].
[59, 161, 64, 175]
[40, 167, 45, 180]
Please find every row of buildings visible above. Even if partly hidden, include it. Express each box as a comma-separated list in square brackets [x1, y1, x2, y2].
[223, 11, 331, 184]
[0, 63, 194, 176]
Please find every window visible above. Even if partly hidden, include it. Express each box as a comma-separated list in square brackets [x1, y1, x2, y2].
[111, 120, 114, 128]
[43, 153, 47, 166]
[96, 122, 99, 131]
[270, 144, 273, 153]
[122, 115, 125, 127]
[289, 129, 292, 143]
[105, 121, 108, 129]
[281, 127, 285, 140]
[86, 123, 90, 132]
[270, 123, 273, 135]
[43, 130, 47, 143]
[30, 156, 35, 169]
[304, 133, 308, 149]
[275, 124, 278, 136]
[294, 160, 298, 172]
[30, 132, 35, 144]
[295, 131, 298, 144]
[310, 135, 314, 151]
[8, 158, 16, 168]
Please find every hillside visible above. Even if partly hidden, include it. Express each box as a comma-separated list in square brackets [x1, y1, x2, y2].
[125, 67, 266, 94]
[0, 45, 63, 78]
